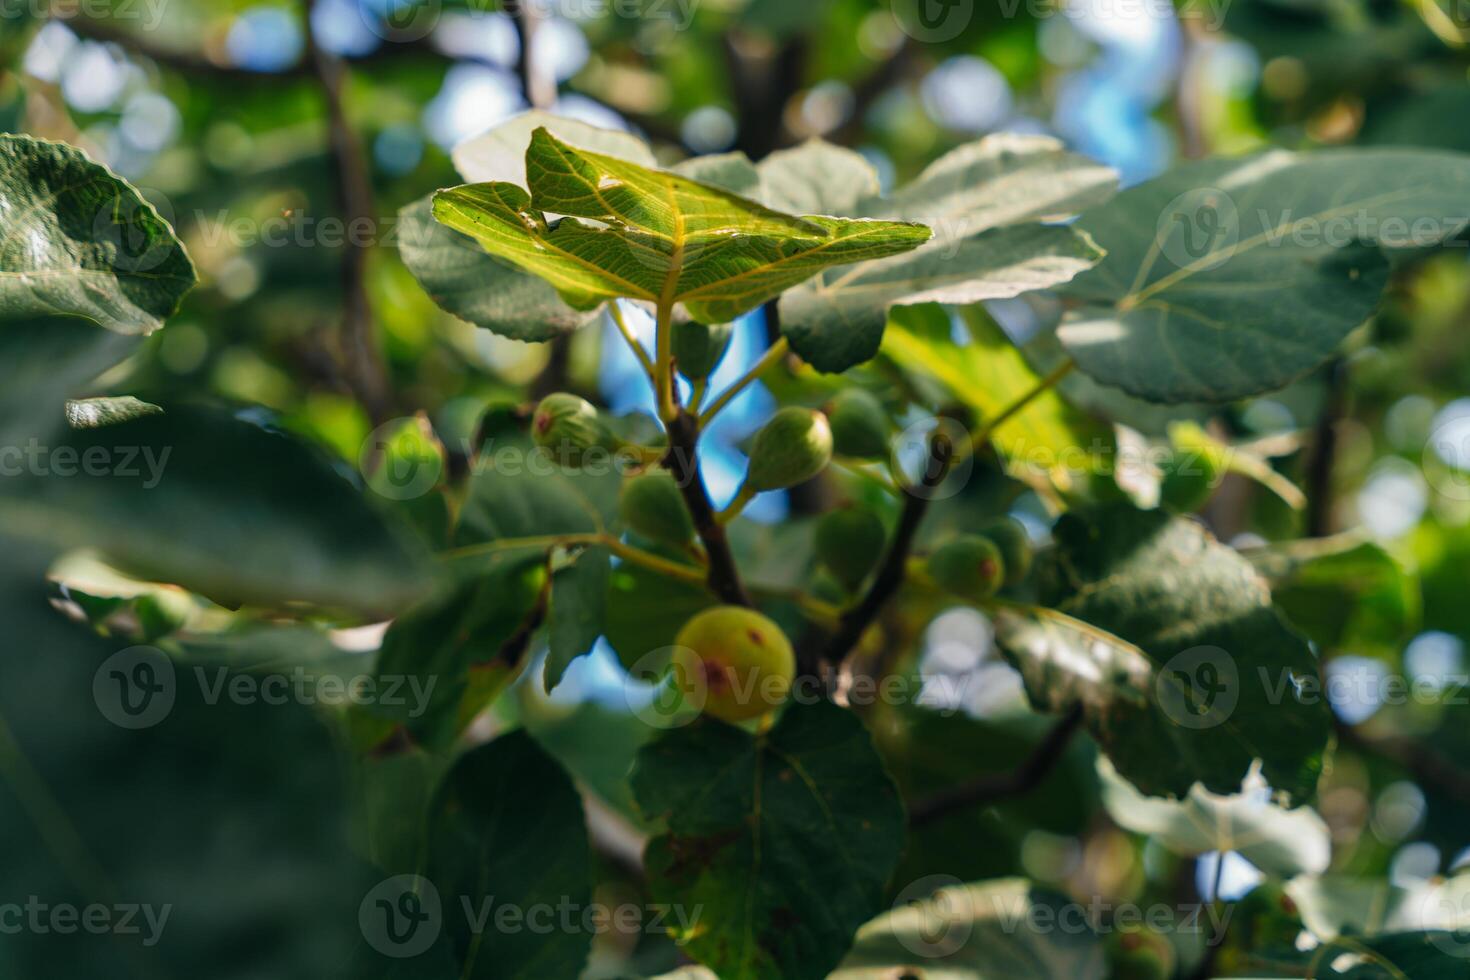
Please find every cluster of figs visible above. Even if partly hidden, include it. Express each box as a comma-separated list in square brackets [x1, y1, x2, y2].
[526, 322, 1035, 725]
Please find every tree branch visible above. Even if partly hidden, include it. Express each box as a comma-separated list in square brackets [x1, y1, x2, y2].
[813, 427, 954, 672]
[1336, 719, 1470, 810]
[663, 410, 750, 607]
[303, 0, 391, 423]
[908, 705, 1085, 828]
[1305, 357, 1348, 537]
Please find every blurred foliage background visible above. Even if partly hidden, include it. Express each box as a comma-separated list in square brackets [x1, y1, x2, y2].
[6, 0, 1470, 976]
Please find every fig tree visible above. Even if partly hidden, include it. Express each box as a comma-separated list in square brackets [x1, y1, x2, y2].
[815, 507, 886, 592]
[927, 534, 1005, 601]
[827, 388, 890, 459]
[672, 606, 795, 723]
[747, 407, 833, 491]
[620, 470, 694, 546]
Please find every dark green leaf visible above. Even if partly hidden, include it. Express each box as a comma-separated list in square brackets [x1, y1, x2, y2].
[766, 136, 1115, 371]
[631, 701, 906, 980]
[1251, 536, 1420, 660]
[0, 406, 435, 617]
[0, 134, 196, 333]
[545, 544, 610, 693]
[996, 504, 1331, 801]
[428, 729, 593, 980]
[397, 195, 600, 341]
[1058, 150, 1470, 403]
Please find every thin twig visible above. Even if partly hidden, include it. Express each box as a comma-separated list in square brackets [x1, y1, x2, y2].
[698, 337, 789, 428]
[969, 359, 1074, 453]
[908, 705, 1085, 828]
[814, 428, 955, 672]
[304, 0, 390, 422]
[664, 411, 750, 606]
[608, 302, 656, 380]
[506, 0, 556, 110]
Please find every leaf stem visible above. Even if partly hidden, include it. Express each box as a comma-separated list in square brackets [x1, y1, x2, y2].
[608, 301, 656, 382]
[698, 337, 789, 428]
[968, 358, 1075, 454]
[441, 532, 708, 588]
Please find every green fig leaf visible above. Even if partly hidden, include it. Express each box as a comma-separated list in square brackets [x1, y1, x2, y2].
[995, 504, 1331, 801]
[767, 134, 1116, 372]
[1058, 149, 1470, 403]
[831, 878, 1106, 980]
[0, 134, 196, 333]
[428, 729, 593, 979]
[432, 128, 930, 324]
[631, 702, 905, 980]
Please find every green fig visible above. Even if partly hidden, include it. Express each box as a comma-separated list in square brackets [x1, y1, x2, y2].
[531, 392, 614, 463]
[828, 389, 891, 459]
[619, 470, 694, 546]
[671, 320, 734, 381]
[747, 407, 833, 491]
[672, 606, 796, 723]
[1232, 882, 1304, 951]
[815, 507, 887, 593]
[133, 590, 193, 641]
[1159, 447, 1222, 513]
[927, 534, 1005, 601]
[978, 516, 1032, 588]
[1104, 924, 1175, 980]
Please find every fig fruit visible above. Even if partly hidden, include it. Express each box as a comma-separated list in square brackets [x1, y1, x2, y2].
[672, 606, 795, 723]
[927, 534, 1005, 601]
[532, 392, 614, 463]
[828, 388, 890, 459]
[671, 320, 734, 380]
[1104, 924, 1176, 980]
[978, 516, 1032, 588]
[747, 407, 833, 492]
[815, 507, 886, 593]
[1159, 447, 1222, 513]
[619, 470, 694, 546]
[1232, 882, 1304, 951]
